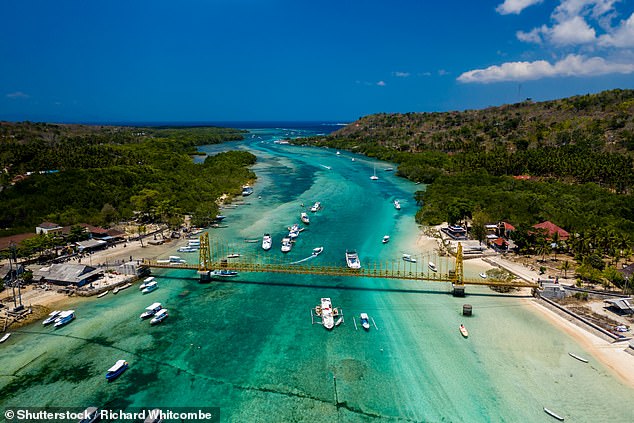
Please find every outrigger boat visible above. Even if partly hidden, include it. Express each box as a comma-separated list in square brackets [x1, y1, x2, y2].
[150, 309, 169, 325]
[54, 310, 75, 328]
[402, 254, 417, 263]
[262, 234, 272, 251]
[140, 302, 162, 319]
[141, 281, 158, 294]
[139, 276, 155, 290]
[312, 247, 324, 256]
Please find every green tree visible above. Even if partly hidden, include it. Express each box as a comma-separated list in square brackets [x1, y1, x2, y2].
[471, 209, 489, 246]
[559, 260, 572, 278]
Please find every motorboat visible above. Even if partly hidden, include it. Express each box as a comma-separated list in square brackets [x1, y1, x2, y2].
[139, 276, 155, 290]
[402, 254, 417, 263]
[43, 310, 61, 325]
[78, 406, 99, 423]
[143, 409, 164, 423]
[428, 261, 437, 272]
[345, 250, 361, 269]
[140, 302, 162, 319]
[393, 199, 401, 210]
[310, 202, 321, 212]
[320, 298, 334, 330]
[177, 247, 197, 253]
[211, 270, 238, 277]
[359, 313, 370, 330]
[336, 151, 341, 155]
[0, 333, 11, 343]
[281, 237, 292, 253]
[54, 310, 75, 328]
[543, 407, 565, 421]
[301, 212, 310, 224]
[241, 185, 254, 196]
[150, 309, 168, 325]
[262, 234, 272, 251]
[370, 165, 379, 180]
[382, 235, 390, 244]
[169, 255, 186, 263]
[385, 167, 394, 171]
[97, 290, 109, 298]
[459, 324, 469, 338]
[312, 247, 324, 256]
[142, 281, 158, 294]
[105, 359, 128, 381]
[479, 272, 487, 279]
[215, 215, 226, 221]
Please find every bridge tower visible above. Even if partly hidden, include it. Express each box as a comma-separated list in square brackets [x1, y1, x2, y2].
[452, 242, 465, 296]
[198, 232, 212, 271]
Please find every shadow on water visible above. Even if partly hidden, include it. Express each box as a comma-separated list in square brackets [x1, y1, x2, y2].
[165, 274, 532, 298]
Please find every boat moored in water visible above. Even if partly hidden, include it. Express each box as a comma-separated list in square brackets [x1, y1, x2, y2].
[150, 309, 169, 325]
[0, 333, 11, 343]
[54, 310, 75, 328]
[105, 359, 128, 381]
[300, 212, 310, 224]
[241, 185, 254, 196]
[139, 276, 155, 290]
[320, 298, 335, 330]
[479, 272, 487, 279]
[142, 281, 158, 294]
[402, 254, 417, 263]
[310, 202, 321, 212]
[393, 199, 401, 210]
[360, 313, 370, 330]
[312, 246, 324, 256]
[345, 250, 361, 269]
[262, 233, 272, 250]
[140, 302, 163, 319]
[459, 324, 469, 338]
[382, 235, 390, 244]
[43, 310, 62, 325]
[428, 261, 437, 272]
[177, 246, 197, 253]
[78, 406, 99, 423]
[211, 270, 239, 277]
[281, 237, 292, 253]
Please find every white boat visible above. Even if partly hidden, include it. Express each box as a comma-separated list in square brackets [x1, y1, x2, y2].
[568, 352, 588, 363]
[312, 246, 324, 256]
[143, 409, 164, 423]
[142, 281, 158, 294]
[382, 235, 390, 244]
[370, 165, 379, 180]
[211, 270, 239, 278]
[301, 212, 310, 224]
[188, 240, 201, 246]
[459, 324, 469, 337]
[226, 253, 241, 258]
[97, 290, 109, 298]
[335, 316, 344, 326]
[54, 310, 75, 328]
[78, 406, 99, 423]
[320, 298, 334, 330]
[281, 237, 292, 253]
[402, 254, 417, 263]
[113, 283, 132, 294]
[385, 167, 394, 171]
[336, 151, 341, 155]
[43, 310, 62, 325]
[139, 276, 155, 290]
[393, 199, 401, 210]
[177, 247, 197, 253]
[0, 333, 11, 343]
[479, 272, 487, 279]
[169, 255, 186, 263]
[105, 359, 128, 381]
[150, 309, 168, 325]
[360, 313, 370, 330]
[310, 202, 321, 212]
[241, 185, 254, 196]
[262, 234, 272, 251]
[543, 407, 565, 421]
[345, 250, 361, 269]
[428, 261, 438, 272]
[140, 302, 163, 319]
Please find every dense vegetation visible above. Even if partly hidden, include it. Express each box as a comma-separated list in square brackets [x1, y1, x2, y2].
[294, 89, 634, 270]
[0, 122, 254, 235]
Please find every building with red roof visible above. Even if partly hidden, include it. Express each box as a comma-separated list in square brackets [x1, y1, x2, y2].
[532, 221, 569, 241]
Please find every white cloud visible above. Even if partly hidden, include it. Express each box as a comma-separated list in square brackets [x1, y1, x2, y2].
[438, 69, 450, 76]
[376, 80, 386, 86]
[549, 16, 597, 45]
[6, 91, 29, 99]
[457, 54, 634, 83]
[599, 12, 634, 47]
[496, 0, 543, 15]
[517, 26, 546, 43]
[392, 71, 411, 77]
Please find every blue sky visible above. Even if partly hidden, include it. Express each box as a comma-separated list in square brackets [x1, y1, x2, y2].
[1, 0, 633, 123]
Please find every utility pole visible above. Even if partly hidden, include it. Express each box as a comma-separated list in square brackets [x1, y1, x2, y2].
[10, 242, 22, 308]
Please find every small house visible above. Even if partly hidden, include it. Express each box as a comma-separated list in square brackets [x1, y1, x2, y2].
[32, 263, 103, 287]
[36, 222, 63, 236]
[604, 298, 634, 315]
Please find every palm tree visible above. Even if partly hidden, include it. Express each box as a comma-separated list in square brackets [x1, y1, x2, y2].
[560, 260, 572, 278]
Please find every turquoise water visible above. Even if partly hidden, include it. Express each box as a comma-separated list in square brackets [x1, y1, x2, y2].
[1, 125, 633, 422]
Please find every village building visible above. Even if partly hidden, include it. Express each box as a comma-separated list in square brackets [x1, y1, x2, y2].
[532, 220, 569, 241]
[35, 221, 63, 236]
[32, 263, 103, 287]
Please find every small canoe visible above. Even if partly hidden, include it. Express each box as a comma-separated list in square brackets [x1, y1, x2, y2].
[97, 291, 109, 298]
[544, 407, 564, 421]
[0, 333, 11, 343]
[568, 352, 588, 363]
[459, 324, 469, 338]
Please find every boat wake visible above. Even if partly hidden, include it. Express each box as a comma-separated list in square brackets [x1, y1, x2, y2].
[289, 254, 319, 265]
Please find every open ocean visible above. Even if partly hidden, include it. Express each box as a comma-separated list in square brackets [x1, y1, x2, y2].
[1, 123, 633, 422]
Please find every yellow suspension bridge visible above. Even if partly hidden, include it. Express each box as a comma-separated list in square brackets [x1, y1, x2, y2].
[141, 233, 538, 295]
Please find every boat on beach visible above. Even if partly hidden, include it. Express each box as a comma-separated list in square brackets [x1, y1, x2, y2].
[459, 324, 469, 337]
[360, 313, 370, 330]
[43, 310, 62, 325]
[105, 359, 128, 381]
[301, 212, 310, 224]
[382, 235, 390, 244]
[241, 185, 254, 196]
[402, 254, 417, 263]
[0, 333, 11, 343]
[345, 249, 361, 269]
[262, 234, 272, 250]
[428, 261, 437, 272]
[140, 302, 163, 319]
[568, 352, 588, 363]
[543, 407, 565, 421]
[226, 253, 241, 258]
[54, 310, 75, 328]
[150, 309, 169, 325]
[97, 290, 109, 298]
[113, 283, 132, 294]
